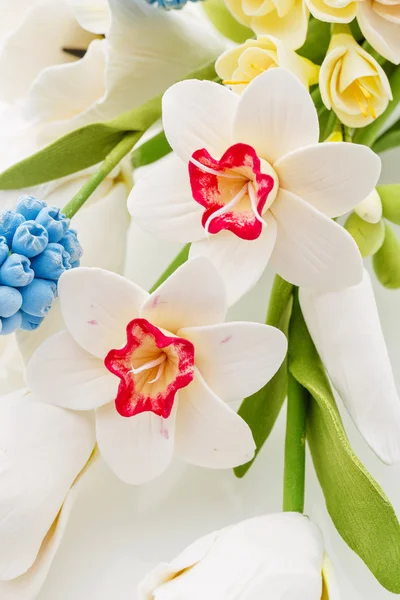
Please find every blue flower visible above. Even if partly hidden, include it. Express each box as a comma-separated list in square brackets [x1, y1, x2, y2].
[145, 0, 202, 8]
[12, 221, 49, 258]
[30, 243, 72, 280]
[36, 206, 70, 243]
[0, 197, 82, 334]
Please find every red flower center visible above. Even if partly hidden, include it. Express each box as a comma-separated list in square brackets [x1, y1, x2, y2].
[188, 143, 275, 241]
[104, 318, 195, 419]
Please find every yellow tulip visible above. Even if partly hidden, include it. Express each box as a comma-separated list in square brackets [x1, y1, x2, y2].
[216, 35, 319, 94]
[223, 0, 309, 49]
[320, 32, 392, 127]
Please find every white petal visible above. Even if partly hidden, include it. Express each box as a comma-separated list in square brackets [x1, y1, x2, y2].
[189, 218, 277, 306]
[96, 402, 176, 484]
[17, 300, 65, 367]
[23, 39, 107, 124]
[275, 142, 381, 217]
[128, 154, 205, 243]
[233, 68, 319, 164]
[65, 0, 111, 34]
[0, 455, 95, 600]
[140, 257, 227, 333]
[58, 267, 148, 359]
[163, 79, 238, 163]
[354, 188, 383, 224]
[0, 390, 95, 580]
[358, 0, 400, 65]
[178, 322, 287, 402]
[73, 181, 131, 273]
[270, 189, 363, 290]
[174, 371, 255, 469]
[0, 0, 94, 103]
[27, 330, 118, 411]
[300, 269, 400, 464]
[140, 513, 324, 600]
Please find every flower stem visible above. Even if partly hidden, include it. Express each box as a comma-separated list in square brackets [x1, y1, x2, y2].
[62, 131, 142, 219]
[149, 244, 190, 292]
[283, 370, 308, 513]
[266, 275, 294, 327]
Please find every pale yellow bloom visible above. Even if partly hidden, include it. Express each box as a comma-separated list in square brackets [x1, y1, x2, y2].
[355, 189, 383, 224]
[305, 0, 360, 23]
[320, 33, 392, 128]
[216, 35, 319, 93]
[224, 0, 309, 49]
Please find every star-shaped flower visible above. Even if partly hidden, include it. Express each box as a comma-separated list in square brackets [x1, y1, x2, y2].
[27, 258, 287, 484]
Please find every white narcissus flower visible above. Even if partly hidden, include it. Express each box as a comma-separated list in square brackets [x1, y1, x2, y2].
[0, 388, 96, 600]
[129, 68, 381, 304]
[27, 258, 287, 484]
[216, 35, 319, 94]
[300, 269, 400, 465]
[223, 0, 310, 50]
[138, 513, 339, 600]
[319, 33, 392, 128]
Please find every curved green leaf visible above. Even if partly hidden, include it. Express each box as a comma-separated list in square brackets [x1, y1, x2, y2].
[202, 0, 253, 43]
[289, 295, 400, 593]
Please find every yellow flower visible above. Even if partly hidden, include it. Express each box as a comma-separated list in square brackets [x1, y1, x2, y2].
[224, 0, 309, 49]
[320, 33, 392, 127]
[216, 35, 319, 93]
[305, 0, 360, 23]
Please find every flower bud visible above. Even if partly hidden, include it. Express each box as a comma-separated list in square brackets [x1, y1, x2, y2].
[320, 33, 392, 128]
[344, 212, 385, 257]
[36, 206, 70, 243]
[354, 189, 382, 224]
[0, 286, 22, 318]
[0, 254, 34, 287]
[12, 221, 49, 258]
[373, 223, 400, 289]
[0, 311, 22, 335]
[139, 513, 334, 600]
[16, 195, 46, 220]
[0, 237, 9, 267]
[30, 243, 72, 281]
[0, 210, 25, 246]
[59, 229, 83, 263]
[216, 35, 319, 94]
[20, 311, 44, 331]
[377, 184, 400, 225]
[19, 278, 57, 317]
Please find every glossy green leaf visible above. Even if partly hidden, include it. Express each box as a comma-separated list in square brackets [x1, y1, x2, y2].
[131, 131, 172, 169]
[373, 223, 400, 289]
[297, 18, 331, 65]
[235, 276, 293, 478]
[288, 295, 400, 593]
[373, 129, 400, 154]
[344, 212, 385, 257]
[202, 0, 253, 43]
[0, 61, 217, 190]
[378, 184, 400, 224]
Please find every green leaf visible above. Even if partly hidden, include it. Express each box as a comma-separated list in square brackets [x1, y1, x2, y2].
[344, 212, 385, 257]
[202, 0, 253, 43]
[0, 61, 217, 190]
[378, 184, 400, 225]
[373, 129, 400, 154]
[373, 223, 400, 289]
[131, 131, 172, 169]
[235, 276, 293, 478]
[288, 295, 400, 593]
[149, 244, 190, 293]
[297, 18, 331, 65]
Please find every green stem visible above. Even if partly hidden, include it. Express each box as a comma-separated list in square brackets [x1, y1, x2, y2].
[283, 370, 308, 513]
[149, 244, 190, 293]
[266, 275, 294, 327]
[62, 131, 141, 219]
[131, 131, 171, 169]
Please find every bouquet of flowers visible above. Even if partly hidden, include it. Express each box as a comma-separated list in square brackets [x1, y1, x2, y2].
[0, 0, 399, 598]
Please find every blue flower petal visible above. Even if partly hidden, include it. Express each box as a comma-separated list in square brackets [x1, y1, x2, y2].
[12, 221, 48, 258]
[30, 243, 71, 281]
[0, 237, 9, 267]
[19, 278, 57, 317]
[0, 254, 34, 287]
[0, 311, 22, 335]
[20, 311, 44, 331]
[0, 210, 25, 245]
[36, 206, 70, 243]
[16, 195, 47, 220]
[0, 286, 22, 318]
[59, 229, 83, 263]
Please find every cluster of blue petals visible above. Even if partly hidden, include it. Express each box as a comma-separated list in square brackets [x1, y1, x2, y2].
[0, 196, 83, 335]
[145, 0, 203, 9]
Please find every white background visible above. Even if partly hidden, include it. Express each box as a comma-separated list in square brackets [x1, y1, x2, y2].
[38, 148, 400, 600]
